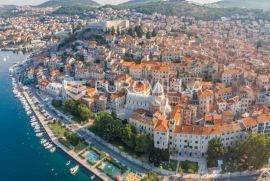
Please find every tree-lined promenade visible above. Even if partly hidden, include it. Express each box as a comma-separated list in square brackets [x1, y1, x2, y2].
[90, 112, 170, 167]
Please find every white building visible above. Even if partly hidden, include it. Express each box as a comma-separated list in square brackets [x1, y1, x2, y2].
[86, 20, 129, 34]
[46, 82, 62, 97]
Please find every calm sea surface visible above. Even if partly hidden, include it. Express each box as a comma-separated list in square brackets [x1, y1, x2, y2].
[0, 51, 98, 181]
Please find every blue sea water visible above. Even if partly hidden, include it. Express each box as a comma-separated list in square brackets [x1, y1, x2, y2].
[0, 51, 99, 181]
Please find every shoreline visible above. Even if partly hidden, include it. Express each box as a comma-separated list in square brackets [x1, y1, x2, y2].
[20, 86, 111, 181]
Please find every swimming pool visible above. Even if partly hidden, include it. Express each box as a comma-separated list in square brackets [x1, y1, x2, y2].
[86, 150, 100, 162]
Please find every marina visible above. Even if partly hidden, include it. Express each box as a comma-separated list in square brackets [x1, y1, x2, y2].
[8, 54, 105, 180]
[11, 81, 57, 154]
[0, 51, 94, 181]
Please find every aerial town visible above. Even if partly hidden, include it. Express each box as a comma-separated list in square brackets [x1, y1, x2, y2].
[4, 3, 270, 181]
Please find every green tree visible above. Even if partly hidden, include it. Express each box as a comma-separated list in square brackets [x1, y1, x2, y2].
[117, 26, 121, 36]
[149, 148, 169, 166]
[128, 27, 135, 37]
[111, 26, 115, 36]
[135, 25, 144, 38]
[206, 138, 224, 167]
[111, 111, 117, 120]
[121, 124, 136, 149]
[135, 133, 152, 153]
[146, 30, 151, 39]
[65, 132, 80, 146]
[78, 104, 92, 120]
[256, 40, 263, 51]
[92, 112, 122, 141]
[242, 133, 270, 170]
[52, 99, 62, 107]
[65, 99, 77, 114]
[151, 28, 157, 37]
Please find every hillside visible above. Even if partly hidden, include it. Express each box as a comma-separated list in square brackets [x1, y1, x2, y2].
[38, 0, 100, 7]
[53, 6, 96, 16]
[214, 0, 270, 11]
[0, 5, 16, 15]
[118, 0, 252, 20]
[119, 0, 161, 8]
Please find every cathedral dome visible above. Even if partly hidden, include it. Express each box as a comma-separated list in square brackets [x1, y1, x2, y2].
[133, 81, 150, 94]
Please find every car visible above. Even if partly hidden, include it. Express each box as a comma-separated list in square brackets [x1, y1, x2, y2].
[262, 171, 270, 177]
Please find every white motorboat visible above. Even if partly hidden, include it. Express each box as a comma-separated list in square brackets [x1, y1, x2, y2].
[36, 133, 43, 137]
[34, 129, 41, 133]
[41, 139, 47, 144]
[50, 147, 56, 153]
[46, 144, 53, 149]
[90, 175, 96, 180]
[70, 165, 79, 175]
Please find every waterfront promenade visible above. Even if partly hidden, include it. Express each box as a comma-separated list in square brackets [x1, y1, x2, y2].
[22, 89, 111, 181]
[21, 85, 267, 181]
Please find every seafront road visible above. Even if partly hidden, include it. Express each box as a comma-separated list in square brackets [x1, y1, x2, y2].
[27, 86, 267, 181]
[29, 87, 150, 174]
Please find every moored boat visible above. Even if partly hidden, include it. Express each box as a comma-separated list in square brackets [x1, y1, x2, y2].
[70, 165, 79, 175]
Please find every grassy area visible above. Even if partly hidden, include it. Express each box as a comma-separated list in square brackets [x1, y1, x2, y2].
[180, 160, 199, 174]
[52, 101, 88, 125]
[89, 126, 149, 162]
[59, 138, 73, 150]
[160, 160, 179, 171]
[74, 141, 88, 153]
[50, 121, 88, 152]
[54, 105, 67, 114]
[73, 115, 88, 125]
[111, 140, 138, 159]
[50, 122, 68, 138]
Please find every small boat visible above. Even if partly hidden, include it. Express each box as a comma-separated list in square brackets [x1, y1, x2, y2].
[66, 161, 71, 166]
[41, 139, 47, 144]
[36, 133, 43, 137]
[90, 175, 96, 180]
[50, 147, 56, 153]
[70, 165, 79, 175]
[34, 126, 40, 130]
[44, 142, 49, 147]
[46, 144, 53, 149]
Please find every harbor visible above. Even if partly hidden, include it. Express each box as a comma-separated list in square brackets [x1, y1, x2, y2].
[9, 54, 109, 180]
[21, 88, 109, 180]
[1, 51, 92, 181]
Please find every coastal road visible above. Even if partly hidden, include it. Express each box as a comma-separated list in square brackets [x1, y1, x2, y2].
[77, 128, 150, 173]
[214, 174, 260, 181]
[182, 174, 260, 181]
[29, 87, 150, 174]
